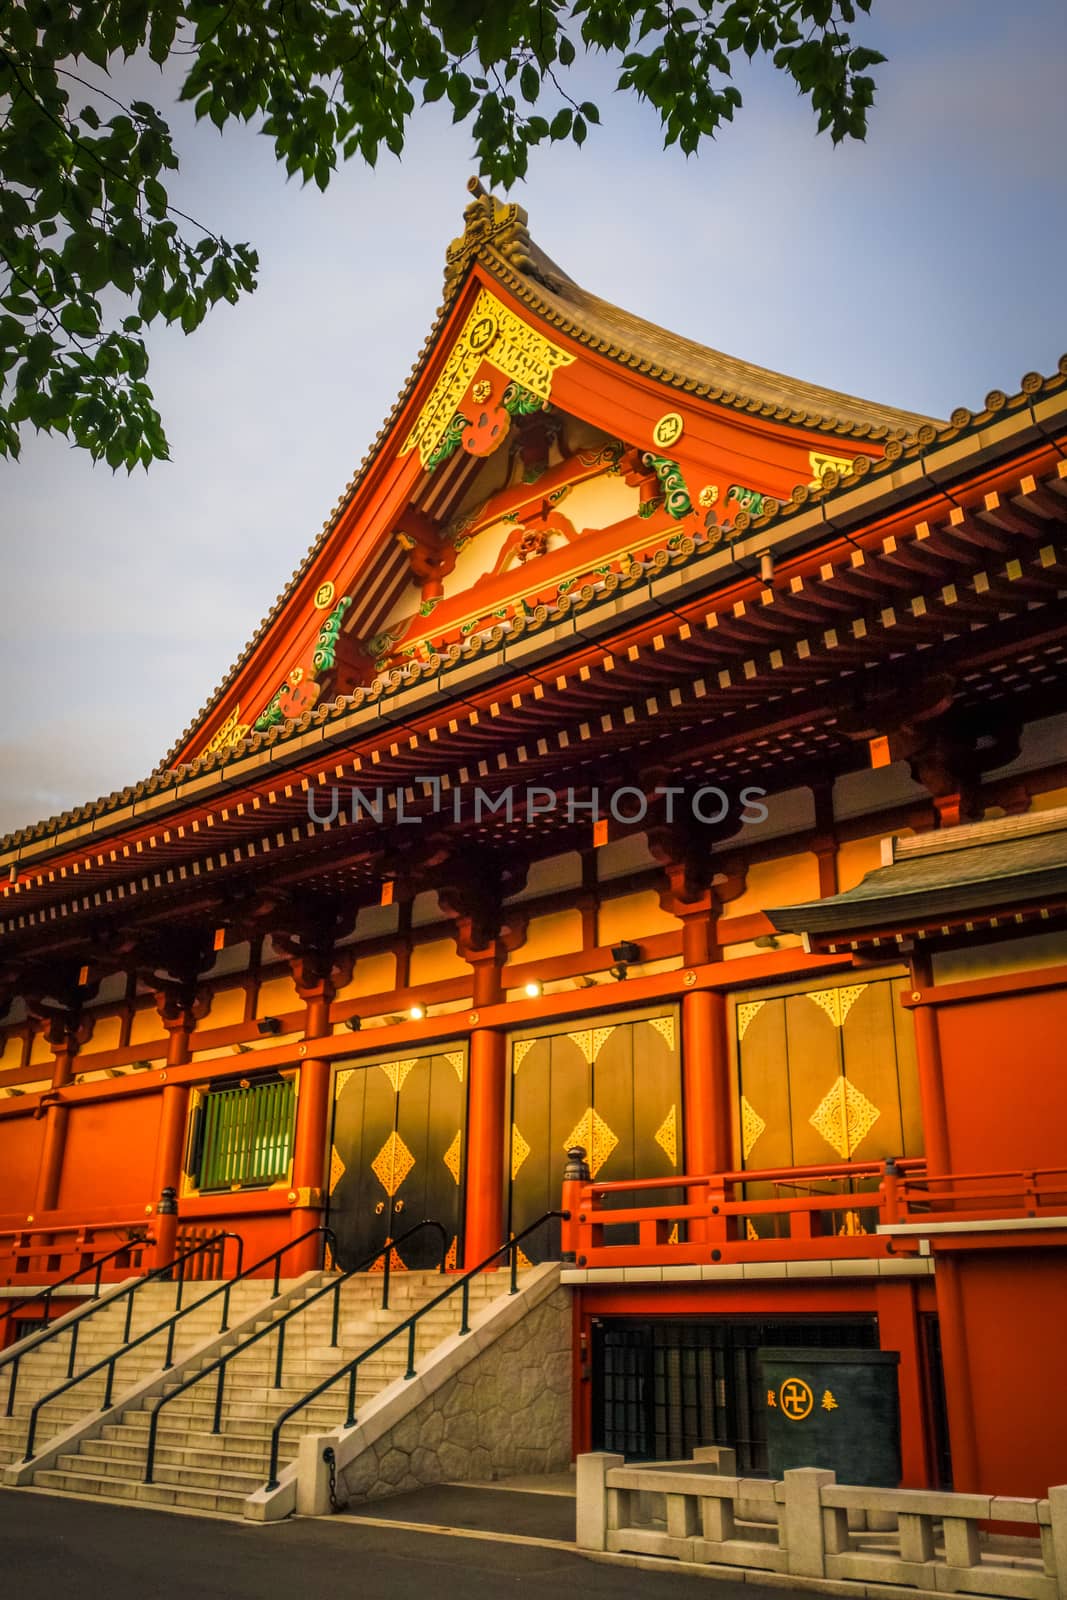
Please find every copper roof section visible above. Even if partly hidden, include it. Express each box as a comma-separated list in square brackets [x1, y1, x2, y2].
[768, 807, 1067, 938]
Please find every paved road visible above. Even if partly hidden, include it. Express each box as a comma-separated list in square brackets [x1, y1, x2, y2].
[1, 1485, 800, 1600]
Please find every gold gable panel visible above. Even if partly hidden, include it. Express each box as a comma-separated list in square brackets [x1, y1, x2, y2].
[399, 288, 575, 469]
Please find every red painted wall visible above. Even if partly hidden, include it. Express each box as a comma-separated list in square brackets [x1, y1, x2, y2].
[949, 1250, 1067, 1498]
[0, 1112, 44, 1218]
[55, 1095, 161, 1216]
[936, 986, 1067, 1173]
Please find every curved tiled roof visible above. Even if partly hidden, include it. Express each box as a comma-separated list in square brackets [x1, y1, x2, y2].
[155, 185, 938, 775]
[2, 181, 1064, 861]
[479, 235, 936, 442]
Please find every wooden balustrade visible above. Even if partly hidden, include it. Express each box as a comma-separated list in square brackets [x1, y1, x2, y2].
[566, 1159, 1067, 1270]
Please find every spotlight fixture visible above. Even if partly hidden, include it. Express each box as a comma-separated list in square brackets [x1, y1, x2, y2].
[344, 1015, 362, 1032]
[524, 980, 543, 999]
[409, 1003, 426, 1021]
[609, 940, 642, 981]
[257, 1016, 283, 1036]
[753, 933, 780, 950]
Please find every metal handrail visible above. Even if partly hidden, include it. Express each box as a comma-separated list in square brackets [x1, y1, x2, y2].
[144, 1219, 448, 1485]
[0, 1235, 155, 1335]
[18, 1230, 242, 1459]
[20, 1225, 336, 1463]
[264, 1210, 565, 1491]
[5, 1230, 239, 1418]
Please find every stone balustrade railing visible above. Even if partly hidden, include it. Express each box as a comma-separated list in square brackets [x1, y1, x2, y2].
[577, 1451, 1067, 1600]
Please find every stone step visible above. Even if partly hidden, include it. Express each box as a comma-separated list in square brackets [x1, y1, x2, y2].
[79, 1435, 292, 1477]
[52, 1449, 267, 1495]
[124, 1399, 365, 1431]
[99, 1421, 294, 1460]
[32, 1466, 247, 1517]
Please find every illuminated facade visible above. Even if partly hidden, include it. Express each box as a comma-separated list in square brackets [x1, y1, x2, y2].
[2, 182, 1066, 1501]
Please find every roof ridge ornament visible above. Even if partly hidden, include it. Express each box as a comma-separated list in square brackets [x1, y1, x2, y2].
[443, 177, 540, 301]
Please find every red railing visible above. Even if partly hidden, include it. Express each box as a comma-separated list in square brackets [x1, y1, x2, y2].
[0, 1221, 152, 1291]
[561, 1158, 1067, 1270]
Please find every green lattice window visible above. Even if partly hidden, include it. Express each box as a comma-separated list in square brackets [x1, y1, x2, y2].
[188, 1076, 295, 1191]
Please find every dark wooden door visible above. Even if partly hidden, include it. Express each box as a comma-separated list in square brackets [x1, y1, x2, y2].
[735, 977, 922, 1239]
[508, 1013, 681, 1262]
[328, 1050, 467, 1270]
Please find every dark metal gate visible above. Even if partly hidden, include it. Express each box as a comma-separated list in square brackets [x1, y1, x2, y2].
[591, 1316, 879, 1471]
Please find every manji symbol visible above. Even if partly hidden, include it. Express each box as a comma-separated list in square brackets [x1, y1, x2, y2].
[780, 1379, 814, 1421]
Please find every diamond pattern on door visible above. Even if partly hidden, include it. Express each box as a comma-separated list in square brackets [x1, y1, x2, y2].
[737, 1001, 766, 1041]
[442, 1130, 462, 1186]
[654, 1105, 678, 1167]
[378, 1059, 417, 1093]
[511, 1125, 531, 1180]
[328, 1145, 346, 1195]
[740, 1097, 766, 1160]
[648, 1015, 676, 1050]
[809, 1076, 880, 1159]
[804, 985, 867, 1028]
[512, 1039, 537, 1074]
[564, 1107, 619, 1178]
[372, 1130, 416, 1196]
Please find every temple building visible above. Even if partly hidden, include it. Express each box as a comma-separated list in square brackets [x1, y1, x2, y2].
[1, 181, 1065, 1513]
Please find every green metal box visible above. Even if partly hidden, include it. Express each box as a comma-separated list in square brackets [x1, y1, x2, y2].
[758, 1347, 902, 1487]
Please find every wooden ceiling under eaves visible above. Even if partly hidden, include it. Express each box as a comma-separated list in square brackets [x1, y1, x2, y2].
[2, 446, 1066, 961]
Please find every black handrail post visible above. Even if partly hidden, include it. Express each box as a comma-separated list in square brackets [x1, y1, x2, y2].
[273, 1320, 286, 1389]
[93, 1258, 103, 1299]
[123, 1291, 135, 1345]
[459, 1279, 470, 1336]
[273, 1254, 281, 1298]
[345, 1363, 358, 1428]
[213, 1362, 225, 1434]
[509, 1240, 519, 1296]
[6, 1356, 19, 1418]
[220, 1281, 231, 1335]
[405, 1321, 417, 1380]
[66, 1319, 79, 1379]
[382, 1243, 391, 1312]
[331, 1279, 340, 1349]
[102, 1356, 115, 1410]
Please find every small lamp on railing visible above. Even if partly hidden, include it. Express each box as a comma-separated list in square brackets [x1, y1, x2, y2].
[561, 1145, 591, 1264]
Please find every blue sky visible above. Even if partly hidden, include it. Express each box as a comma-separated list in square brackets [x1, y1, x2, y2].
[1, 2, 1065, 834]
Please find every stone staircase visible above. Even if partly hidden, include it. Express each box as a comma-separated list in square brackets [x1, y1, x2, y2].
[24, 1270, 510, 1516]
[0, 1279, 279, 1473]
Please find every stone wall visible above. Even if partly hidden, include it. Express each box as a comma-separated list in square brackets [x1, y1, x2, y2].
[339, 1286, 572, 1502]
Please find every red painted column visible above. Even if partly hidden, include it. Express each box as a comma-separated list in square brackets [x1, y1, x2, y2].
[682, 988, 732, 1175]
[934, 1254, 980, 1491]
[30, 1030, 76, 1221]
[682, 989, 731, 1245]
[909, 961, 951, 1177]
[151, 1020, 193, 1274]
[464, 1026, 507, 1268]
[875, 1279, 929, 1487]
[288, 988, 333, 1272]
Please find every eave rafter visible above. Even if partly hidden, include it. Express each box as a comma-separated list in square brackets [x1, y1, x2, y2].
[3, 448, 1067, 955]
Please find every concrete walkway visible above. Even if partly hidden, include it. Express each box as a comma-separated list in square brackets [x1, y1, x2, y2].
[340, 1481, 578, 1545]
[1, 1485, 807, 1600]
